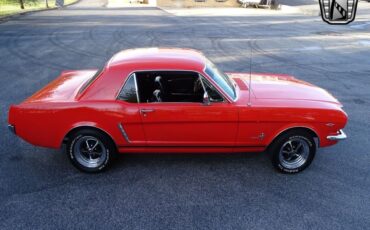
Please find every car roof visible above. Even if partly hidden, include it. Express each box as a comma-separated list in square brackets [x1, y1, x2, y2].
[106, 47, 206, 71]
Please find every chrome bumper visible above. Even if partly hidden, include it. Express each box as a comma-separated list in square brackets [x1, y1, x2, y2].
[8, 124, 15, 134]
[327, 129, 347, 141]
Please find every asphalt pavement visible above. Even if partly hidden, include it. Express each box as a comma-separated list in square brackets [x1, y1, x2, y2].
[0, 0, 369, 229]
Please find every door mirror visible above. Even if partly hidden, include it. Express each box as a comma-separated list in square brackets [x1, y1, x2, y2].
[203, 92, 211, 105]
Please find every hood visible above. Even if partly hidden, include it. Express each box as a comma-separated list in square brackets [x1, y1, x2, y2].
[23, 70, 98, 103]
[228, 73, 341, 105]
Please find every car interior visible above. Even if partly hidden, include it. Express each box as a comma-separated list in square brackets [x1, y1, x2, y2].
[135, 71, 223, 103]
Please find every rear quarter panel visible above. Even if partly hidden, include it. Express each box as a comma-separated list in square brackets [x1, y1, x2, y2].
[9, 101, 139, 149]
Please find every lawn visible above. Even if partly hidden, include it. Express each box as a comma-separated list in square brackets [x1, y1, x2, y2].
[0, 0, 78, 17]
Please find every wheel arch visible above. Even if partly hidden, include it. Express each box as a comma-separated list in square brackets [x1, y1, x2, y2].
[62, 125, 117, 150]
[267, 126, 320, 150]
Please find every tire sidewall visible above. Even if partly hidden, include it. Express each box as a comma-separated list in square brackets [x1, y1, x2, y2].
[67, 130, 114, 173]
[271, 131, 316, 174]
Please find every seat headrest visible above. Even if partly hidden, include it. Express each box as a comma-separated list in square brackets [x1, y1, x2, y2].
[155, 76, 162, 83]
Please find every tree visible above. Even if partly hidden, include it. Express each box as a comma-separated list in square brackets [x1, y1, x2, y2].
[46, 0, 49, 8]
[19, 0, 25, 9]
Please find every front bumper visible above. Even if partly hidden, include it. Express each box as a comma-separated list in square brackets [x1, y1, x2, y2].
[327, 129, 347, 141]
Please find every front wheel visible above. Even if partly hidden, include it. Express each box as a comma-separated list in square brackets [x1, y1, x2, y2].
[66, 129, 116, 173]
[269, 130, 316, 174]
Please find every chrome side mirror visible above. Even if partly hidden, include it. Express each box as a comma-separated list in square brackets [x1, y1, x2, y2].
[203, 92, 210, 105]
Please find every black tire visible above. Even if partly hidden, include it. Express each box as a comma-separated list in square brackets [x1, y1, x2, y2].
[66, 129, 117, 173]
[269, 130, 316, 174]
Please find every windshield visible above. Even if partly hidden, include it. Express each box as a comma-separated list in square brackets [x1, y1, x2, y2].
[204, 60, 236, 100]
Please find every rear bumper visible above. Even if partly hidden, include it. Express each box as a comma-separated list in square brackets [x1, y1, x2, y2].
[327, 129, 347, 141]
[8, 124, 15, 134]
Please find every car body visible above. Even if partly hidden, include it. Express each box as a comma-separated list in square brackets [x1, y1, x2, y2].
[8, 48, 348, 173]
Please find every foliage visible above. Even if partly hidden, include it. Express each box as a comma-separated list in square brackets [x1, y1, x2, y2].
[0, 0, 77, 16]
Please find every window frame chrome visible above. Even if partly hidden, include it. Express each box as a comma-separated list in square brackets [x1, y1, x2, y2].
[118, 69, 230, 104]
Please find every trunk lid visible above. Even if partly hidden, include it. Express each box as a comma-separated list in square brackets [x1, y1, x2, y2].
[23, 70, 98, 103]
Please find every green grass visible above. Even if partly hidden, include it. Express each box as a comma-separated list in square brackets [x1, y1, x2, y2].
[0, 0, 78, 17]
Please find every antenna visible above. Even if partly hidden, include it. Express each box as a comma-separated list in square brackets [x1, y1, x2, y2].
[248, 41, 252, 107]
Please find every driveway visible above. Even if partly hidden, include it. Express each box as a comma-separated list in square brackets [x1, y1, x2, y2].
[0, 1, 369, 229]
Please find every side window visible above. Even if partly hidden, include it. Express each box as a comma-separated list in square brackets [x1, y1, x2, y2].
[135, 71, 204, 103]
[201, 77, 224, 102]
[118, 74, 138, 103]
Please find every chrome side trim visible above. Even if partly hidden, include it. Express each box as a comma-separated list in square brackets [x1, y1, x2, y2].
[327, 129, 347, 141]
[118, 123, 131, 143]
[8, 124, 15, 134]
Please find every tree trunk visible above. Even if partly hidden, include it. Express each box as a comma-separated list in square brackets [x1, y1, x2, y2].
[56, 0, 65, 7]
[46, 0, 49, 8]
[19, 0, 25, 9]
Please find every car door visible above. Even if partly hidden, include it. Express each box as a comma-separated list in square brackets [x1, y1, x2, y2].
[137, 71, 238, 147]
[139, 103, 238, 147]
[116, 73, 146, 146]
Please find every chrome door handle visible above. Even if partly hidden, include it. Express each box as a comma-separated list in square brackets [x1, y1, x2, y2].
[140, 109, 155, 114]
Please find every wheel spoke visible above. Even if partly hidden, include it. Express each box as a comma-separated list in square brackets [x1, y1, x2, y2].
[296, 142, 303, 152]
[73, 135, 108, 169]
[285, 156, 291, 161]
[85, 140, 91, 151]
[287, 141, 293, 151]
[80, 148, 89, 154]
[279, 137, 311, 169]
[91, 141, 99, 151]
[282, 150, 291, 159]
[92, 151, 102, 156]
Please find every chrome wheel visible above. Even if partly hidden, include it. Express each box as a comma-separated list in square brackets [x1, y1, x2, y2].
[278, 137, 310, 169]
[73, 136, 107, 169]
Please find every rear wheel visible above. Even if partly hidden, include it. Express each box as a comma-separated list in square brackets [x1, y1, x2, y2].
[269, 130, 316, 174]
[66, 129, 116, 173]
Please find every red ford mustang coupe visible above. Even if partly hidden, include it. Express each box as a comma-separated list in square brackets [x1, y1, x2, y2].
[8, 48, 347, 173]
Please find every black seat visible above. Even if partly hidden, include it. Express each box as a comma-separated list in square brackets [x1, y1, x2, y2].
[152, 89, 162, 102]
[155, 76, 165, 96]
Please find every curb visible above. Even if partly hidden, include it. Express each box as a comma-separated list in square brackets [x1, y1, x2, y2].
[297, 4, 320, 16]
[0, 0, 81, 24]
